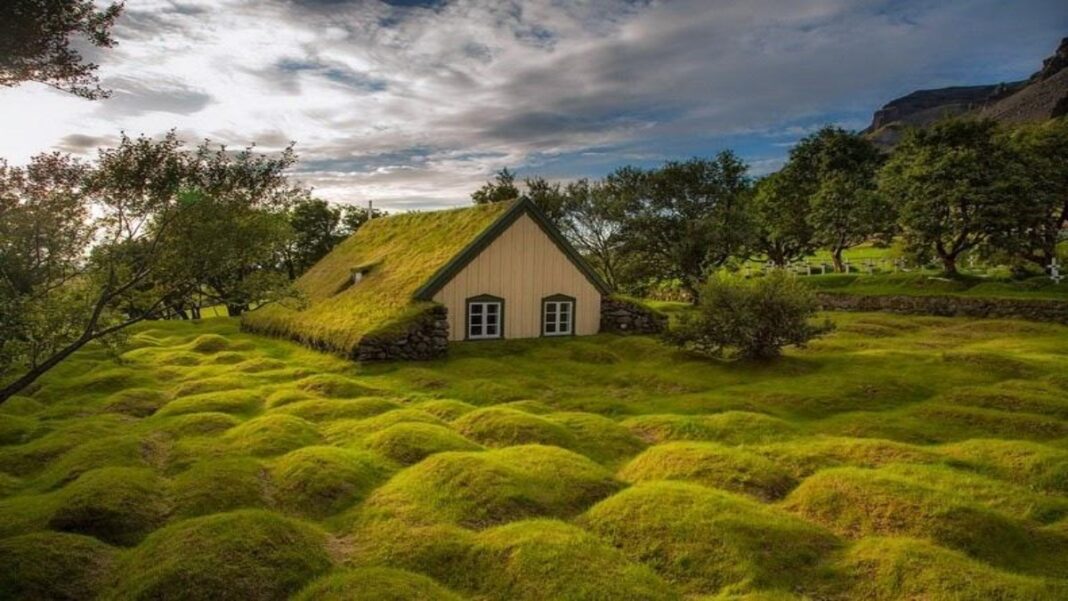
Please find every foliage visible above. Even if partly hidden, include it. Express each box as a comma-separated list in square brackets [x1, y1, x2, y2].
[471, 168, 520, 204]
[879, 118, 1035, 274]
[750, 172, 816, 267]
[785, 127, 890, 272]
[0, 132, 306, 403]
[614, 154, 753, 299]
[1004, 117, 1068, 269]
[666, 271, 832, 360]
[0, 0, 123, 98]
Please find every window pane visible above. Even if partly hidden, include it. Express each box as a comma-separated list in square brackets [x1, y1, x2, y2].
[487, 303, 498, 315]
[486, 325, 497, 336]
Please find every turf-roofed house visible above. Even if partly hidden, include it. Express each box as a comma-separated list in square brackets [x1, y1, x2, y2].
[244, 198, 660, 361]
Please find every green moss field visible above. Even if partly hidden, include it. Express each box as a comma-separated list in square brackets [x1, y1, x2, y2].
[3, 312, 1068, 599]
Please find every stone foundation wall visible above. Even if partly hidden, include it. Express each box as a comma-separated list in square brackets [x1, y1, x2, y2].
[600, 297, 668, 334]
[355, 305, 450, 362]
[816, 293, 1068, 324]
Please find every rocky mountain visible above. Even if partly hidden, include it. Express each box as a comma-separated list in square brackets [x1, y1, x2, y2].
[865, 37, 1068, 147]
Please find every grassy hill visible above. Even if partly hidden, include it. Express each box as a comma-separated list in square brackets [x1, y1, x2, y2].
[2, 314, 1068, 599]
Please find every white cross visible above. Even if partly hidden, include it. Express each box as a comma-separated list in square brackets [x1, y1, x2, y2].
[1050, 258, 1063, 284]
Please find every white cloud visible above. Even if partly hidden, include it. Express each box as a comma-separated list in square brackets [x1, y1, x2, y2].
[0, 0, 1064, 209]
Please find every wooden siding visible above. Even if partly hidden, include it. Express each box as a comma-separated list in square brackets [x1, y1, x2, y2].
[433, 213, 602, 341]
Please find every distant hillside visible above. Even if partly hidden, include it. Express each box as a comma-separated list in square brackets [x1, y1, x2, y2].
[865, 37, 1068, 147]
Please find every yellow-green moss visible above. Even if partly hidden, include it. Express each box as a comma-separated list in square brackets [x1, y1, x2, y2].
[272, 446, 394, 519]
[362, 423, 483, 465]
[619, 442, 796, 500]
[293, 567, 463, 601]
[0, 531, 117, 600]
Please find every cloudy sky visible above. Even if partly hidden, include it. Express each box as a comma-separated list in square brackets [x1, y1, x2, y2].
[1, 0, 1066, 210]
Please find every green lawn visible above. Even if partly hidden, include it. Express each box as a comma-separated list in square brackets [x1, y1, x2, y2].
[2, 314, 1068, 599]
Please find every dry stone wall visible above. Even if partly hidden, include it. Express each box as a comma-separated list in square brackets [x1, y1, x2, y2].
[356, 305, 450, 362]
[817, 293, 1068, 325]
[600, 297, 668, 335]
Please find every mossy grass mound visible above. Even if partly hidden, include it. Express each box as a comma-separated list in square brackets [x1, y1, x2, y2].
[364, 445, 620, 528]
[293, 568, 463, 601]
[265, 388, 317, 408]
[110, 509, 333, 601]
[619, 442, 796, 501]
[31, 435, 149, 491]
[344, 519, 478, 590]
[103, 388, 172, 417]
[839, 537, 1068, 600]
[322, 409, 446, 446]
[272, 446, 394, 519]
[472, 519, 678, 601]
[0, 415, 131, 476]
[498, 399, 555, 414]
[412, 399, 478, 420]
[189, 334, 232, 353]
[172, 376, 249, 397]
[754, 436, 941, 479]
[781, 467, 1051, 573]
[362, 423, 483, 465]
[935, 382, 1068, 420]
[223, 414, 322, 457]
[548, 412, 646, 465]
[156, 390, 263, 417]
[172, 457, 269, 518]
[0, 531, 117, 601]
[272, 398, 402, 422]
[49, 467, 171, 546]
[939, 438, 1068, 494]
[296, 374, 383, 398]
[0, 413, 40, 445]
[143, 412, 242, 438]
[622, 411, 800, 445]
[904, 403, 1068, 441]
[582, 481, 839, 596]
[236, 357, 287, 373]
[452, 407, 580, 449]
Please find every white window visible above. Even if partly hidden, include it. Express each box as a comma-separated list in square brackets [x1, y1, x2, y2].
[543, 298, 574, 336]
[468, 300, 502, 339]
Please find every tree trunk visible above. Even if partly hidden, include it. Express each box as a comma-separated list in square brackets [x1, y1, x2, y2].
[191, 306, 202, 320]
[941, 253, 958, 275]
[226, 304, 248, 317]
[832, 248, 845, 273]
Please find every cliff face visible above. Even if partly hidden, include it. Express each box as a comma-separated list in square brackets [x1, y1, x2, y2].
[866, 37, 1068, 147]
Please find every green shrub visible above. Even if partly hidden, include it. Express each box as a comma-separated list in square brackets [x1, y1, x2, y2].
[362, 423, 482, 465]
[452, 407, 579, 449]
[619, 442, 796, 500]
[272, 446, 393, 519]
[172, 457, 269, 518]
[582, 481, 838, 596]
[665, 271, 832, 360]
[293, 568, 463, 601]
[109, 509, 333, 600]
[49, 467, 171, 546]
[0, 532, 117, 600]
[472, 519, 678, 601]
[223, 414, 322, 456]
[364, 445, 620, 528]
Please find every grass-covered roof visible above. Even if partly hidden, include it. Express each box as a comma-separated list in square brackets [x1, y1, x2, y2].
[243, 201, 514, 356]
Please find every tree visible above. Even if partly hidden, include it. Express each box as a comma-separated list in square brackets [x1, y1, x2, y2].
[0, 133, 304, 403]
[879, 119, 1034, 275]
[1005, 118, 1068, 270]
[0, 0, 124, 99]
[751, 172, 815, 267]
[665, 271, 833, 360]
[556, 179, 627, 290]
[785, 127, 890, 272]
[282, 198, 342, 279]
[340, 203, 385, 234]
[471, 168, 520, 204]
[523, 176, 569, 221]
[617, 153, 752, 302]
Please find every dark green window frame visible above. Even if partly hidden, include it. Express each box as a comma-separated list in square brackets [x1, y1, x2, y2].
[466, 294, 505, 340]
[541, 294, 576, 337]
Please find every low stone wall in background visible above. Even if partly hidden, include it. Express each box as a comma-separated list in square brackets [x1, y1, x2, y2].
[816, 293, 1068, 325]
[600, 297, 668, 334]
[356, 305, 450, 361]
